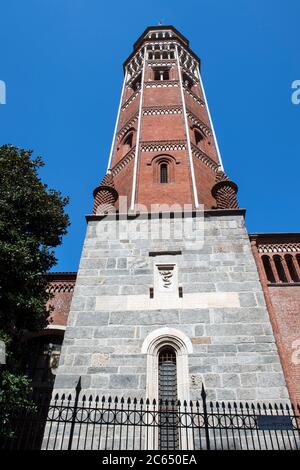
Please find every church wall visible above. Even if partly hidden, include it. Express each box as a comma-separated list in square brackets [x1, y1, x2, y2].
[52, 213, 288, 403]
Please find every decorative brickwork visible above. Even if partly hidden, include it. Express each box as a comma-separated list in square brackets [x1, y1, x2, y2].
[93, 172, 118, 214]
[211, 170, 239, 209]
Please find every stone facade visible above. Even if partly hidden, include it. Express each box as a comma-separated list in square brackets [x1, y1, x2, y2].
[53, 212, 289, 402]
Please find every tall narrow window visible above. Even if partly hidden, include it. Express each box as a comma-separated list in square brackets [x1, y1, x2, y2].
[274, 255, 287, 283]
[158, 347, 178, 450]
[194, 129, 204, 147]
[160, 163, 168, 183]
[262, 255, 276, 283]
[121, 131, 134, 157]
[285, 255, 300, 282]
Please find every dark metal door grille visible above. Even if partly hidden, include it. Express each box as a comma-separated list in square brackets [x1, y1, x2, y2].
[158, 348, 178, 450]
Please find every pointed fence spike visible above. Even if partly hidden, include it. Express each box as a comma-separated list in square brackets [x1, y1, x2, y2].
[195, 400, 199, 407]
[114, 396, 118, 403]
[82, 394, 86, 402]
[268, 403, 273, 410]
[233, 402, 237, 409]
[127, 397, 131, 404]
[140, 398, 144, 405]
[146, 398, 150, 405]
[177, 399, 181, 407]
[102, 395, 106, 403]
[89, 395, 93, 402]
[245, 402, 249, 409]
[228, 402, 232, 410]
[133, 397, 137, 404]
[201, 383, 206, 400]
[189, 400, 193, 407]
[95, 395, 99, 403]
[54, 393, 59, 400]
[68, 394, 72, 401]
[183, 400, 187, 407]
[75, 376, 82, 394]
[221, 401, 225, 409]
[274, 403, 278, 411]
[121, 397, 124, 404]
[61, 393, 65, 401]
[153, 398, 156, 406]
[108, 396, 112, 403]
[216, 401, 219, 409]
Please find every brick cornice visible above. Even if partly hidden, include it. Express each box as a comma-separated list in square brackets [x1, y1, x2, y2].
[140, 140, 186, 152]
[86, 208, 246, 222]
[111, 147, 136, 176]
[191, 143, 219, 171]
[187, 108, 212, 137]
[143, 105, 182, 115]
[116, 113, 139, 141]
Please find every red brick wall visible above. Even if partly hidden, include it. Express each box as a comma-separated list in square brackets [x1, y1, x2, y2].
[45, 273, 76, 327]
[250, 235, 300, 404]
[269, 286, 300, 403]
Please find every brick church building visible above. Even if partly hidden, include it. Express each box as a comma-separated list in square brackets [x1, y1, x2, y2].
[29, 26, 300, 409]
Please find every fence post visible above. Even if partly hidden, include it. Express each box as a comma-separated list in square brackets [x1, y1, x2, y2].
[201, 384, 210, 450]
[67, 377, 82, 450]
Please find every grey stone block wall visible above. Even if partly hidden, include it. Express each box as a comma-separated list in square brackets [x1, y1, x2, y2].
[53, 213, 289, 403]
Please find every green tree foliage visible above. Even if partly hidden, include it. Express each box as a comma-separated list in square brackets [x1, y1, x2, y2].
[0, 145, 69, 420]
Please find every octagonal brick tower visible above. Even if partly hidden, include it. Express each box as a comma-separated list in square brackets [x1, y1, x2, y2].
[94, 25, 238, 213]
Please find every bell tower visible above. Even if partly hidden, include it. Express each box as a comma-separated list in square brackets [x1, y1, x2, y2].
[93, 26, 238, 214]
[53, 26, 289, 410]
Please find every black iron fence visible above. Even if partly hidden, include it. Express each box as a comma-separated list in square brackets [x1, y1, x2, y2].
[1, 380, 300, 450]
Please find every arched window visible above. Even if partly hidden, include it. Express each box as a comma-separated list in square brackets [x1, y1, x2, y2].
[159, 347, 177, 402]
[182, 72, 193, 90]
[142, 328, 192, 450]
[154, 69, 170, 81]
[194, 128, 204, 147]
[123, 132, 133, 148]
[160, 163, 168, 183]
[274, 255, 287, 283]
[285, 255, 300, 282]
[262, 255, 276, 283]
[158, 346, 178, 450]
[121, 130, 134, 157]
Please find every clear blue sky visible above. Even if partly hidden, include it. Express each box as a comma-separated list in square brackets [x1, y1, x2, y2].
[0, 0, 299, 272]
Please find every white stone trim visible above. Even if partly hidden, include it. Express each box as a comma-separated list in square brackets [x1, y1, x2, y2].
[45, 324, 66, 331]
[95, 291, 240, 311]
[107, 68, 128, 171]
[196, 66, 224, 171]
[175, 44, 199, 209]
[130, 48, 146, 211]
